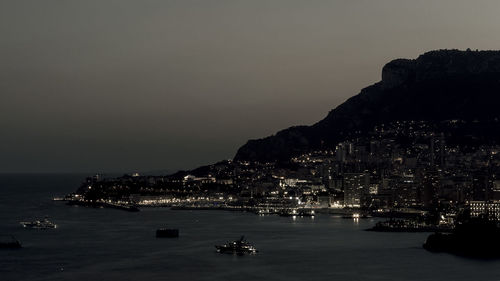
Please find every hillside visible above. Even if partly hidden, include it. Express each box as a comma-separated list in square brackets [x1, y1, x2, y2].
[234, 49, 500, 162]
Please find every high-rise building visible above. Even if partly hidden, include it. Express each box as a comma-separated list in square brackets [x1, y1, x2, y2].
[344, 173, 369, 207]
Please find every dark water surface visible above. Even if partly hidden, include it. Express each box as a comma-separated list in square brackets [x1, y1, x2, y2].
[0, 174, 499, 281]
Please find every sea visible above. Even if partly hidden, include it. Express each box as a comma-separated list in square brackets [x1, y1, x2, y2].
[1, 173, 499, 281]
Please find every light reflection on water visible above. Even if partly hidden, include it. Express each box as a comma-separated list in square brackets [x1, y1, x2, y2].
[0, 174, 499, 281]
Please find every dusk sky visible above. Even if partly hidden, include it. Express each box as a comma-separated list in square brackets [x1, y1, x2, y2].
[1, 0, 499, 173]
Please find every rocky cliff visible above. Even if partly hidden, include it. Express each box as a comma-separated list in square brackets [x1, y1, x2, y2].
[234, 49, 500, 162]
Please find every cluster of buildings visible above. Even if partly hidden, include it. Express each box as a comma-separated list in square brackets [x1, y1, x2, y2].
[75, 120, 500, 218]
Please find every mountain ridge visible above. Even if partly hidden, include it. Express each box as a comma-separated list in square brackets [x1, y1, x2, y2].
[234, 49, 500, 162]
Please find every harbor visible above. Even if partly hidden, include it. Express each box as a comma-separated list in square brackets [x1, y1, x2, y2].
[2, 173, 500, 281]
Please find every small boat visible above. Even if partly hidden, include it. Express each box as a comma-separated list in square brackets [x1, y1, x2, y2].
[255, 208, 271, 215]
[156, 228, 179, 238]
[278, 208, 299, 217]
[279, 208, 315, 217]
[0, 236, 22, 249]
[298, 209, 315, 217]
[215, 236, 258, 255]
[20, 217, 57, 229]
[342, 213, 371, 219]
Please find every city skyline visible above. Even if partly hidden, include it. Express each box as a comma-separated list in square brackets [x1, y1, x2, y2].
[2, 1, 500, 173]
[3, 2, 500, 278]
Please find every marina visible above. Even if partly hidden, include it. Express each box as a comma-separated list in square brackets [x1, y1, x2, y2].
[2, 174, 500, 281]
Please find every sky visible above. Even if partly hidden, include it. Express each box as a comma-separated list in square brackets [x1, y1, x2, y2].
[1, 0, 500, 173]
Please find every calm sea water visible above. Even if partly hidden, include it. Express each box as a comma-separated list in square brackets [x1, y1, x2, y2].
[1, 174, 499, 281]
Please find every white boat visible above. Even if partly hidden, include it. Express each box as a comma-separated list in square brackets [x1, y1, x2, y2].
[20, 217, 57, 229]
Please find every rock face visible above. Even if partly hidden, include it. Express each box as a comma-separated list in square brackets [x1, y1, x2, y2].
[234, 49, 500, 162]
[381, 58, 415, 90]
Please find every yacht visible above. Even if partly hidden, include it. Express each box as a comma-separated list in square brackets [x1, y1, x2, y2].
[215, 236, 258, 255]
[20, 217, 57, 229]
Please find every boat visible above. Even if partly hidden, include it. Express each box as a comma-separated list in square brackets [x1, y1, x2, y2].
[342, 213, 371, 219]
[298, 209, 315, 217]
[255, 208, 269, 215]
[156, 228, 179, 238]
[279, 208, 315, 217]
[255, 208, 274, 215]
[0, 236, 22, 249]
[20, 217, 57, 229]
[253, 207, 279, 215]
[278, 208, 299, 217]
[215, 236, 258, 255]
